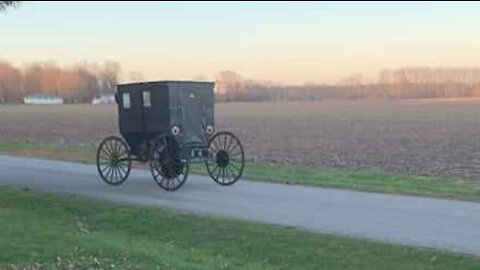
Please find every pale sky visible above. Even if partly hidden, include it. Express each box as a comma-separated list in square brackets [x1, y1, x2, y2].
[2, 1, 480, 84]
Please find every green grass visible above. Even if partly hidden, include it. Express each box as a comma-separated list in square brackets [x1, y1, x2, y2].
[1, 187, 479, 269]
[1, 141, 480, 202]
[0, 142, 94, 164]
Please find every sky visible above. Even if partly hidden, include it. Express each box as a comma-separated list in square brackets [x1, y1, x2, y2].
[2, 1, 480, 84]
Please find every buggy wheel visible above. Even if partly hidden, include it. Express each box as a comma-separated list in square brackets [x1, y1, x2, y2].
[96, 136, 131, 185]
[206, 131, 245, 186]
[149, 134, 189, 191]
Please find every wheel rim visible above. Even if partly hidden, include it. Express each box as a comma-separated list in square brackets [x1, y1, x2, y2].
[150, 135, 189, 191]
[96, 136, 131, 185]
[206, 131, 244, 185]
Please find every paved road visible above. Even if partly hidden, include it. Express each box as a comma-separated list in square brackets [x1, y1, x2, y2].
[1, 155, 480, 255]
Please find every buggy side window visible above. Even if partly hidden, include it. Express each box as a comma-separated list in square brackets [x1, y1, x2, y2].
[122, 93, 131, 109]
[142, 90, 151, 108]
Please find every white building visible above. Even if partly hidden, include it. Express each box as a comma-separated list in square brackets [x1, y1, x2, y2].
[92, 94, 116, 105]
[23, 93, 64, 105]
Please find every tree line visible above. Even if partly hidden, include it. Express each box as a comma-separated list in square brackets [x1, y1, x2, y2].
[3, 64, 480, 104]
[0, 61, 120, 103]
[216, 68, 480, 102]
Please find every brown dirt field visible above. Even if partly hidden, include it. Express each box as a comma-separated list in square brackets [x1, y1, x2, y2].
[2, 100, 480, 180]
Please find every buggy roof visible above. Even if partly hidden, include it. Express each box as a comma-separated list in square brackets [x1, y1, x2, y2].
[118, 80, 214, 88]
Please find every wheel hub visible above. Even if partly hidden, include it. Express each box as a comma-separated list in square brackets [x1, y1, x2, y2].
[110, 155, 120, 166]
[216, 150, 229, 167]
[153, 148, 184, 179]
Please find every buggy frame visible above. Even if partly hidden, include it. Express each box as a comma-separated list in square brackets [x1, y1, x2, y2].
[95, 81, 245, 191]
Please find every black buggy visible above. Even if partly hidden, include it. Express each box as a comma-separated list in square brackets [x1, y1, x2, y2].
[96, 81, 245, 191]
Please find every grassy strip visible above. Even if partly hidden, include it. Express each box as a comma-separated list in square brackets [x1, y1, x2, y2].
[1, 141, 480, 202]
[1, 186, 479, 269]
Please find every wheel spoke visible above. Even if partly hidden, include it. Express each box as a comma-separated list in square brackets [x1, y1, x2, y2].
[215, 165, 222, 180]
[217, 166, 223, 183]
[227, 144, 240, 155]
[208, 147, 218, 155]
[100, 165, 110, 174]
[117, 140, 123, 155]
[119, 149, 129, 158]
[118, 160, 130, 167]
[227, 143, 238, 155]
[224, 165, 231, 182]
[159, 175, 166, 186]
[115, 167, 121, 183]
[226, 167, 232, 182]
[112, 139, 119, 153]
[174, 176, 181, 188]
[229, 159, 243, 167]
[212, 138, 221, 152]
[113, 139, 119, 155]
[120, 166, 126, 179]
[209, 165, 220, 179]
[229, 153, 243, 161]
[226, 136, 235, 153]
[110, 140, 115, 155]
[116, 167, 123, 183]
[105, 166, 113, 180]
[167, 177, 172, 190]
[229, 155, 244, 162]
[110, 143, 117, 157]
[114, 141, 120, 155]
[106, 141, 115, 156]
[101, 147, 112, 158]
[226, 164, 238, 179]
[98, 158, 111, 164]
[229, 162, 241, 173]
[222, 134, 227, 150]
[109, 167, 115, 182]
[103, 166, 110, 180]
[118, 165, 128, 175]
[156, 166, 164, 180]
[101, 155, 111, 163]
[221, 167, 227, 184]
[114, 167, 119, 182]
[103, 142, 110, 156]
[208, 162, 219, 172]
[152, 166, 160, 178]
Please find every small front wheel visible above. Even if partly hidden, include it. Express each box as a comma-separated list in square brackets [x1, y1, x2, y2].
[206, 131, 245, 185]
[96, 136, 131, 185]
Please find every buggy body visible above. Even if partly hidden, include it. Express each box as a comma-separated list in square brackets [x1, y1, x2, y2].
[96, 80, 245, 191]
[117, 81, 215, 161]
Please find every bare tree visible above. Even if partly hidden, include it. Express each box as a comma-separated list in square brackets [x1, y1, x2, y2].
[98, 61, 121, 94]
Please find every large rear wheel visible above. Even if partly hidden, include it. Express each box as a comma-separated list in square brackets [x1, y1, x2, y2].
[96, 136, 131, 185]
[149, 134, 189, 191]
[206, 131, 245, 186]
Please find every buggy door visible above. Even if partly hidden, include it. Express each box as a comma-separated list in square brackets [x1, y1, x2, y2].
[142, 86, 169, 134]
[119, 89, 143, 133]
[140, 89, 151, 132]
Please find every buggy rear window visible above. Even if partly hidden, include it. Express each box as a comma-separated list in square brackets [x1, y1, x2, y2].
[122, 93, 131, 109]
